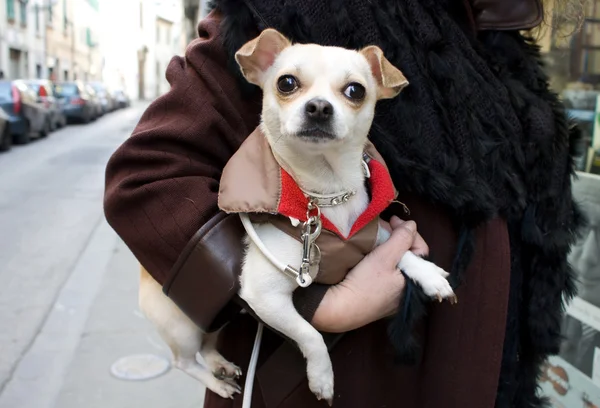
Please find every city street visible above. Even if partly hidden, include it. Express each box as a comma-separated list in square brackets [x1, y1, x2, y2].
[0, 103, 205, 408]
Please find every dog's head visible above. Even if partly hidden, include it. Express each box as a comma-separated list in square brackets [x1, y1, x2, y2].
[235, 29, 408, 151]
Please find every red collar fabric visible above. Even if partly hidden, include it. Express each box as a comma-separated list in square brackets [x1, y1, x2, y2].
[277, 159, 395, 240]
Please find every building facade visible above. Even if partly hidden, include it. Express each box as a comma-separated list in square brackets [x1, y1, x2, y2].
[0, 0, 45, 79]
[45, 0, 101, 82]
[0, 0, 101, 81]
[99, 0, 186, 101]
[140, 0, 186, 99]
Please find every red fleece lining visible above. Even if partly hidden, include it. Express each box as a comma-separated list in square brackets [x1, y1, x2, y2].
[277, 160, 395, 240]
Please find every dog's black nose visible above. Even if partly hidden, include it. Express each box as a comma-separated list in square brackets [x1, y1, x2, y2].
[305, 98, 333, 121]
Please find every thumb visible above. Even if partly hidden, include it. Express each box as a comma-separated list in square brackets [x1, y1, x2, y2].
[371, 220, 417, 267]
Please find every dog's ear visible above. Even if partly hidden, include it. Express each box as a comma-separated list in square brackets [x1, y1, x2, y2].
[360, 46, 408, 99]
[235, 29, 292, 87]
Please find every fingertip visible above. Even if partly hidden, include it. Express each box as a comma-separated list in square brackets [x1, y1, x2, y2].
[389, 216, 404, 228]
[403, 220, 417, 233]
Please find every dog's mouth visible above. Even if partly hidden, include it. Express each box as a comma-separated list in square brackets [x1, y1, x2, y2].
[295, 128, 337, 142]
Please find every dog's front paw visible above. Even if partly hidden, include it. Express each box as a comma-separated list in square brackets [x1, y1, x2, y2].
[206, 377, 242, 399]
[212, 361, 242, 380]
[307, 361, 334, 405]
[419, 267, 457, 304]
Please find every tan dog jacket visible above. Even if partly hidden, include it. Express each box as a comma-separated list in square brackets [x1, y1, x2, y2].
[218, 128, 397, 285]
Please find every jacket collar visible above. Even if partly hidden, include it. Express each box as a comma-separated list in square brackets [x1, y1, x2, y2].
[218, 128, 397, 239]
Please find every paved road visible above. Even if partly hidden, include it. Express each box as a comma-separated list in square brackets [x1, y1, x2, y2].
[0, 105, 140, 390]
[0, 102, 209, 408]
[0, 102, 205, 408]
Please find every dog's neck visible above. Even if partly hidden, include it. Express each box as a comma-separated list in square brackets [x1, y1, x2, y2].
[270, 138, 370, 238]
[273, 145, 366, 197]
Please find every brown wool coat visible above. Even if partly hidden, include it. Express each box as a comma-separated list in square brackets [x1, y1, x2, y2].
[103, 3, 544, 406]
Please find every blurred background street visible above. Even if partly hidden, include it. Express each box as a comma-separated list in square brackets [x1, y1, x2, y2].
[0, 0, 213, 406]
[0, 102, 205, 408]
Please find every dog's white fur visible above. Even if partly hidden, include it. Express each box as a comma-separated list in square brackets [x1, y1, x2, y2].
[139, 29, 456, 405]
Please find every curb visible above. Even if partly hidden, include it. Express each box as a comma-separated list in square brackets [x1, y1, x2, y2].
[0, 218, 118, 408]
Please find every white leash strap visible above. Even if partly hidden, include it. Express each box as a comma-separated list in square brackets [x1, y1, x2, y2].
[239, 213, 314, 287]
[241, 322, 263, 408]
[238, 213, 316, 407]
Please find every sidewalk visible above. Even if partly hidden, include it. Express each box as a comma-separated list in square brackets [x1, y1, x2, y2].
[55, 234, 205, 408]
[0, 220, 205, 408]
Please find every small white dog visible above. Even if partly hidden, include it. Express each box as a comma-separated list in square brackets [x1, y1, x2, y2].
[139, 29, 456, 405]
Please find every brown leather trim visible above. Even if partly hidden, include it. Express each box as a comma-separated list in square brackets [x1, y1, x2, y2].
[471, 0, 543, 31]
[163, 212, 244, 332]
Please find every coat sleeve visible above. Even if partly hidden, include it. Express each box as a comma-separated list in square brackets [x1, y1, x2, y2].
[103, 11, 327, 331]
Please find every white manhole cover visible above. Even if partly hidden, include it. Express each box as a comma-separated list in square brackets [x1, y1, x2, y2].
[110, 354, 171, 381]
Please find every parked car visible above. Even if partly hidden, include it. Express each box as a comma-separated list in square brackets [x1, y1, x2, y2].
[0, 80, 52, 144]
[85, 84, 103, 119]
[53, 81, 97, 123]
[111, 89, 130, 109]
[23, 79, 67, 131]
[0, 107, 11, 151]
[88, 81, 114, 113]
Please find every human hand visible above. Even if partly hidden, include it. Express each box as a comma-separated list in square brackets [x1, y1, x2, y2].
[311, 216, 429, 333]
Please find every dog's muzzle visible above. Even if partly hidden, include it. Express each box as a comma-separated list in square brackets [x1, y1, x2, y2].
[299, 98, 336, 141]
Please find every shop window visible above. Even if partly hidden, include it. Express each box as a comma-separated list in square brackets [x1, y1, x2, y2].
[540, 4, 600, 406]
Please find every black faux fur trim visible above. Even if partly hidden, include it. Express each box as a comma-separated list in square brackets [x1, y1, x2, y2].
[388, 274, 428, 364]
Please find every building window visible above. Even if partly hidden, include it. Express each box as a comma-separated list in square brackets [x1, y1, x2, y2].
[48, 3, 53, 24]
[19, 0, 26, 25]
[86, 28, 95, 47]
[36, 64, 42, 79]
[87, 0, 99, 11]
[63, 0, 67, 31]
[35, 4, 39, 32]
[7, 0, 15, 21]
[9, 48, 22, 79]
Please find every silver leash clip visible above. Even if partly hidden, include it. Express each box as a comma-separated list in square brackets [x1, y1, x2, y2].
[297, 201, 322, 287]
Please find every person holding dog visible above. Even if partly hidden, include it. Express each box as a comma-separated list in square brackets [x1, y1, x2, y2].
[104, 0, 583, 407]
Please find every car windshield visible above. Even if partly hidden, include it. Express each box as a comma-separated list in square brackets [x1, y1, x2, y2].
[0, 82, 12, 101]
[27, 83, 40, 92]
[55, 83, 78, 97]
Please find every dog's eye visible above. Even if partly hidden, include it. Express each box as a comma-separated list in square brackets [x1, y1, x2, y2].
[343, 83, 366, 100]
[277, 75, 299, 94]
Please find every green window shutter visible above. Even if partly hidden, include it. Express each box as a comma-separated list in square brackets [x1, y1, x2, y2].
[87, 0, 99, 11]
[86, 28, 94, 47]
[20, 1, 27, 25]
[7, 0, 15, 21]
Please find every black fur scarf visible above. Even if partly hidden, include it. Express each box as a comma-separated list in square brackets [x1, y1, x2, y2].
[209, 0, 585, 406]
